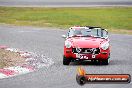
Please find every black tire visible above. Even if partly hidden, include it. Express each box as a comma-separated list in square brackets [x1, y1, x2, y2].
[101, 53, 110, 65]
[63, 55, 70, 65]
[102, 59, 109, 65]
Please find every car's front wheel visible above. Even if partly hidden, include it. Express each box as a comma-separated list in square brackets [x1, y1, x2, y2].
[102, 59, 109, 65]
[63, 55, 71, 65]
[102, 53, 110, 65]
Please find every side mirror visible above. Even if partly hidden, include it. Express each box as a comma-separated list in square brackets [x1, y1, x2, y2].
[62, 35, 66, 39]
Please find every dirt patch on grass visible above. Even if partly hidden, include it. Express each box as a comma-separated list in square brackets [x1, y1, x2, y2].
[0, 49, 26, 68]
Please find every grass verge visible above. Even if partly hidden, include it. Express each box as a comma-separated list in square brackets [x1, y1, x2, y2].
[0, 7, 132, 34]
[0, 49, 25, 68]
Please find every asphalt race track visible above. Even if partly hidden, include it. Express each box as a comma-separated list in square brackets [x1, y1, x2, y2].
[0, 25, 132, 88]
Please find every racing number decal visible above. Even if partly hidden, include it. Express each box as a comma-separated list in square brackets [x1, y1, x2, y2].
[76, 54, 96, 59]
[80, 55, 88, 59]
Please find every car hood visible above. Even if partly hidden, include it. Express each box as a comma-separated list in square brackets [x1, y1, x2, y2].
[70, 37, 104, 48]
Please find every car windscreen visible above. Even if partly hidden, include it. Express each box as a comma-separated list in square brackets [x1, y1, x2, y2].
[68, 28, 106, 38]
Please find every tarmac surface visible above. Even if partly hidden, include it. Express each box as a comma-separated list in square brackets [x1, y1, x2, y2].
[0, 25, 132, 88]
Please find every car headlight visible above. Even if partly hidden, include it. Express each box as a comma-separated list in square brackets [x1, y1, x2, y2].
[65, 41, 72, 48]
[101, 42, 109, 50]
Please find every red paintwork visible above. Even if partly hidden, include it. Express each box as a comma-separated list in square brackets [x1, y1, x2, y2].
[64, 36, 110, 60]
[67, 37, 105, 48]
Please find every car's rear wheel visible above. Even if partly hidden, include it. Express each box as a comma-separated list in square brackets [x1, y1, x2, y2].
[63, 55, 71, 65]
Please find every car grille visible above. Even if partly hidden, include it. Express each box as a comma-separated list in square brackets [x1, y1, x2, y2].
[72, 48, 100, 54]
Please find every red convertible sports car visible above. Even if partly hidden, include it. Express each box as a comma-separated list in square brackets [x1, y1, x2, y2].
[62, 26, 110, 65]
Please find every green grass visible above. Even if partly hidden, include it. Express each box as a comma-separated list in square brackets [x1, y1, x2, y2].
[0, 7, 132, 34]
